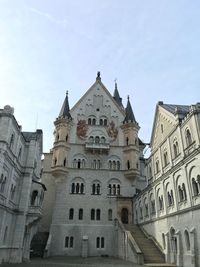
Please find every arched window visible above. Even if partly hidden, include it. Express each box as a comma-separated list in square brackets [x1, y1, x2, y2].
[117, 161, 120, 170]
[108, 184, 112, 195]
[71, 183, 75, 194]
[88, 118, 91, 125]
[63, 158, 66, 166]
[65, 236, 69, 247]
[56, 133, 59, 141]
[76, 183, 79, 194]
[9, 133, 14, 149]
[54, 157, 57, 166]
[31, 190, 38, 206]
[108, 209, 112, 221]
[66, 135, 68, 142]
[92, 118, 96, 125]
[173, 141, 179, 158]
[161, 124, 164, 133]
[156, 160, 160, 173]
[186, 129, 192, 146]
[184, 230, 190, 251]
[104, 119, 107, 126]
[117, 184, 120, 195]
[101, 237, 104, 248]
[149, 166, 152, 177]
[77, 159, 81, 169]
[99, 119, 103, 125]
[126, 137, 129, 146]
[96, 183, 100, 194]
[192, 178, 199, 196]
[69, 208, 74, 220]
[101, 136, 106, 144]
[182, 183, 187, 200]
[178, 185, 184, 202]
[163, 151, 168, 166]
[96, 209, 101, 220]
[127, 160, 130, 170]
[91, 209, 95, 220]
[80, 183, 84, 194]
[95, 136, 100, 144]
[70, 236, 74, 248]
[89, 136, 94, 143]
[79, 208, 83, 220]
[96, 237, 100, 248]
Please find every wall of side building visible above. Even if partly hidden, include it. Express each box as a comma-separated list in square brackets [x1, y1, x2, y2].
[0, 105, 45, 264]
[134, 103, 200, 267]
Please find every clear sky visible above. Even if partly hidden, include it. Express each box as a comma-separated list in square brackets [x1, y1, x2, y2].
[0, 0, 200, 153]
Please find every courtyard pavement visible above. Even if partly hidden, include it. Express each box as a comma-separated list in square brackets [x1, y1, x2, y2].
[1, 256, 145, 267]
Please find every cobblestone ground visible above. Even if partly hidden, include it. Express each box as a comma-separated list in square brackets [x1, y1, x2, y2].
[1, 256, 144, 267]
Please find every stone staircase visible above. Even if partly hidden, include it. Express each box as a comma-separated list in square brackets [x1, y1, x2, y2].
[124, 224, 171, 266]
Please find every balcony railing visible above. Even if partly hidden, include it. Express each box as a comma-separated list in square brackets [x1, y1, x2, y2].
[85, 141, 110, 153]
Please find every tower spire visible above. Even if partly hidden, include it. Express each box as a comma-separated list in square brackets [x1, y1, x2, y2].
[113, 79, 123, 107]
[59, 91, 72, 120]
[124, 95, 136, 123]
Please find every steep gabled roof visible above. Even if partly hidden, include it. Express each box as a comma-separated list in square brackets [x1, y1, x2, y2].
[59, 91, 72, 120]
[71, 72, 125, 116]
[123, 96, 137, 123]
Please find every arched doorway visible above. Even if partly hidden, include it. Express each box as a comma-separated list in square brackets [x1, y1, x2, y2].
[121, 208, 129, 224]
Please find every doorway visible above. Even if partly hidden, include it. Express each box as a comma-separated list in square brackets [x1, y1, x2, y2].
[121, 208, 129, 224]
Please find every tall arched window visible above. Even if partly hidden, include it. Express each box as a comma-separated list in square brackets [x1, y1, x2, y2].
[69, 208, 74, 220]
[184, 230, 190, 251]
[192, 178, 199, 196]
[9, 133, 14, 149]
[31, 190, 38, 206]
[96, 209, 101, 220]
[163, 151, 168, 166]
[92, 118, 96, 125]
[126, 137, 129, 146]
[70, 236, 74, 248]
[95, 136, 100, 144]
[127, 160, 130, 170]
[88, 118, 91, 125]
[63, 158, 66, 167]
[156, 160, 160, 173]
[79, 208, 83, 220]
[173, 141, 179, 158]
[91, 209, 95, 220]
[108, 209, 112, 221]
[186, 129, 192, 146]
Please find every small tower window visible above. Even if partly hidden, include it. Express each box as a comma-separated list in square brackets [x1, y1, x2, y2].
[63, 158, 66, 167]
[127, 160, 130, 170]
[79, 208, 83, 220]
[88, 118, 91, 125]
[92, 118, 96, 125]
[126, 137, 129, 146]
[66, 135, 68, 142]
[161, 124, 164, 133]
[69, 208, 74, 220]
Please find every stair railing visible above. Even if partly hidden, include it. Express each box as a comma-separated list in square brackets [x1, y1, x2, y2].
[116, 219, 144, 265]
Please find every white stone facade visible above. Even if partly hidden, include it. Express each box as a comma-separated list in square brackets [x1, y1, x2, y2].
[0, 105, 45, 264]
[40, 75, 146, 258]
[134, 102, 200, 267]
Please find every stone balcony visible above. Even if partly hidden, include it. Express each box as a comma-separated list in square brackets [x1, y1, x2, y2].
[85, 141, 110, 154]
[124, 168, 140, 181]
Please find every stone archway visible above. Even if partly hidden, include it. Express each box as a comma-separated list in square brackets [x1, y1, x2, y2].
[121, 208, 129, 224]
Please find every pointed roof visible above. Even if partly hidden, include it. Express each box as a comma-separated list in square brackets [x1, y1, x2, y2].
[59, 91, 72, 120]
[124, 96, 136, 123]
[161, 103, 190, 115]
[113, 82, 123, 108]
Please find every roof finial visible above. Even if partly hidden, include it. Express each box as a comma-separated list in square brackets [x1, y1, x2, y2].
[96, 71, 101, 81]
[127, 95, 130, 100]
[66, 90, 68, 96]
[114, 78, 117, 89]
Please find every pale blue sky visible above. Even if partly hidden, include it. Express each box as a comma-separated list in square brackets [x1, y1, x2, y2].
[0, 0, 200, 153]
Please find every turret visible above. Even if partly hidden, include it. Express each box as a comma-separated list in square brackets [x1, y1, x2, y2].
[51, 91, 73, 178]
[113, 81, 123, 108]
[121, 96, 140, 181]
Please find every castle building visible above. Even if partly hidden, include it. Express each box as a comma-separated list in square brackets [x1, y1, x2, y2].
[0, 105, 46, 264]
[40, 73, 200, 267]
[40, 73, 146, 258]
